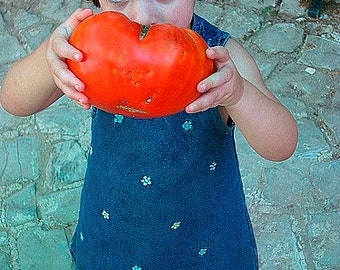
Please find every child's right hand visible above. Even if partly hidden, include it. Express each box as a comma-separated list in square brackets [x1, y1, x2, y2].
[46, 8, 93, 109]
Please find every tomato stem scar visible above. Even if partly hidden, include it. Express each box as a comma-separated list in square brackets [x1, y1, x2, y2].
[139, 25, 151, 40]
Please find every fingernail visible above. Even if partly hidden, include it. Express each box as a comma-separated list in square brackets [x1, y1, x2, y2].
[187, 104, 195, 112]
[74, 53, 81, 61]
[75, 84, 81, 91]
[199, 83, 207, 92]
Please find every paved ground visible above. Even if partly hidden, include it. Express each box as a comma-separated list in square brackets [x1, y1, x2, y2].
[0, 0, 339, 269]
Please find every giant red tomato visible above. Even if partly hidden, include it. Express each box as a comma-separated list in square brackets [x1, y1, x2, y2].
[67, 11, 214, 118]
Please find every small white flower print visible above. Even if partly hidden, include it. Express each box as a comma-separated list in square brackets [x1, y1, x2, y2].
[182, 120, 193, 131]
[141, 176, 152, 187]
[132, 266, 142, 270]
[102, 210, 110, 220]
[80, 232, 84, 241]
[89, 146, 93, 156]
[209, 161, 217, 171]
[171, 221, 181, 230]
[199, 248, 208, 256]
[114, 114, 124, 124]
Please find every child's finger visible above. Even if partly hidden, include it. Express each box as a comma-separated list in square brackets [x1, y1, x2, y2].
[50, 32, 82, 62]
[67, 8, 93, 30]
[48, 57, 85, 92]
[50, 9, 93, 62]
[54, 75, 89, 105]
[206, 46, 231, 70]
[186, 88, 222, 113]
[197, 65, 231, 93]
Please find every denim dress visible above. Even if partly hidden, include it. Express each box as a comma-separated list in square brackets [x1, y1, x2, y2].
[70, 14, 258, 270]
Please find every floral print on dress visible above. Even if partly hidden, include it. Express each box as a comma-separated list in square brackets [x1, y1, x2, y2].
[171, 221, 181, 230]
[182, 120, 194, 131]
[80, 232, 84, 242]
[102, 210, 110, 220]
[132, 266, 142, 270]
[209, 161, 217, 171]
[199, 248, 208, 256]
[141, 176, 152, 187]
[113, 114, 124, 124]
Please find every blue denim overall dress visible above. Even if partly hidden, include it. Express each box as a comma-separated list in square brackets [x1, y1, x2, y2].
[70, 14, 258, 270]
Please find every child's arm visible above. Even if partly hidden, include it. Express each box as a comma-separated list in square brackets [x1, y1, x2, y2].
[186, 39, 298, 162]
[0, 9, 93, 116]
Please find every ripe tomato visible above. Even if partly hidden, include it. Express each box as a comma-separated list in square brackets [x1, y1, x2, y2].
[67, 11, 214, 118]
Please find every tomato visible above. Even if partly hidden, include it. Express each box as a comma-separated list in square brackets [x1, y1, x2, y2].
[67, 11, 214, 118]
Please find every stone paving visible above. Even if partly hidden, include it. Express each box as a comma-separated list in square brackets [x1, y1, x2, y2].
[0, 0, 339, 269]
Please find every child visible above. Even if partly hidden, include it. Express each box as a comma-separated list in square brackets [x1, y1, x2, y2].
[0, 0, 298, 269]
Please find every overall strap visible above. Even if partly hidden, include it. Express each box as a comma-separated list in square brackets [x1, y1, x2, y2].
[192, 14, 230, 47]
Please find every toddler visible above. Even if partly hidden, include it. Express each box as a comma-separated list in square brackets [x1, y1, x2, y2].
[0, 0, 298, 269]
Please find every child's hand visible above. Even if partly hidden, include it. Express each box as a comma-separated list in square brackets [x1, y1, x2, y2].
[186, 46, 244, 113]
[46, 8, 93, 109]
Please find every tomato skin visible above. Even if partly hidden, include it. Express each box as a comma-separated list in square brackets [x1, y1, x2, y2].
[67, 11, 214, 118]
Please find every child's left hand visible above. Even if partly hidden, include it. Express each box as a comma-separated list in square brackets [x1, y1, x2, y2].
[186, 46, 244, 113]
